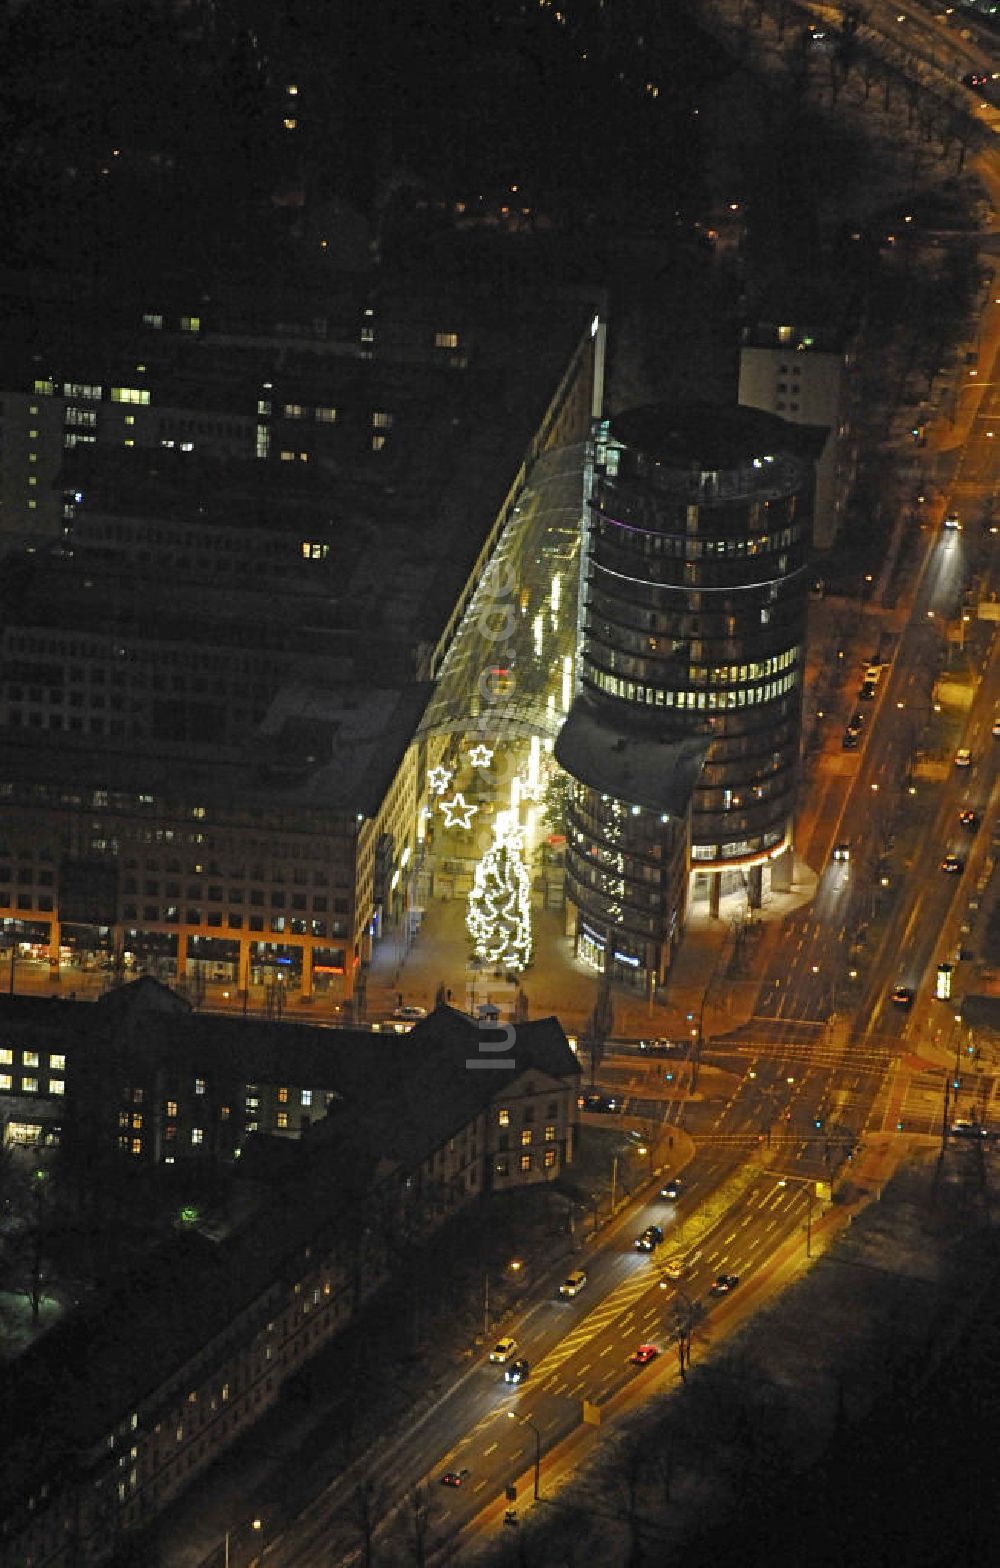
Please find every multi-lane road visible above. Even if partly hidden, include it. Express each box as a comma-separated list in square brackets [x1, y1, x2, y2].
[255, 292, 1000, 1568]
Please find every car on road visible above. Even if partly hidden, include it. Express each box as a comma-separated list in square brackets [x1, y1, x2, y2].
[846, 711, 865, 737]
[941, 853, 965, 875]
[558, 1269, 588, 1298]
[393, 1004, 427, 1021]
[440, 1469, 471, 1487]
[832, 842, 851, 862]
[959, 810, 980, 833]
[638, 1037, 678, 1055]
[955, 748, 972, 768]
[504, 1358, 530, 1385]
[944, 511, 962, 530]
[489, 1337, 517, 1364]
[661, 1255, 687, 1281]
[630, 1344, 660, 1366]
[660, 1178, 683, 1201]
[891, 985, 915, 1009]
[579, 1091, 622, 1114]
[634, 1224, 664, 1253]
[950, 1119, 989, 1140]
[859, 680, 877, 702]
[992, 718, 1000, 740]
[841, 730, 860, 751]
[709, 1273, 740, 1296]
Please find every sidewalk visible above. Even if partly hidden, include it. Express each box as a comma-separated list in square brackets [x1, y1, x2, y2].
[364, 855, 819, 1046]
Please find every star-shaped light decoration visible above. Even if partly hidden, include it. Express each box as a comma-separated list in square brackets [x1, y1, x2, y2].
[518, 778, 542, 803]
[467, 744, 494, 770]
[439, 792, 478, 830]
[427, 765, 453, 796]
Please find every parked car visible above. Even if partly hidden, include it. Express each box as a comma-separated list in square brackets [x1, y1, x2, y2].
[891, 985, 914, 1009]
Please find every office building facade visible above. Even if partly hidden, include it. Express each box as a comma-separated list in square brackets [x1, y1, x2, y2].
[562, 404, 812, 941]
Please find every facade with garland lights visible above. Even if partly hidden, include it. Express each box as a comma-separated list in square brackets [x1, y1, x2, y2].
[557, 403, 813, 983]
[0, 277, 606, 1012]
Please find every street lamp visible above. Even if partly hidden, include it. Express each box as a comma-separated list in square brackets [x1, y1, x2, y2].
[223, 1517, 262, 1568]
[507, 1410, 541, 1501]
[775, 1174, 820, 1257]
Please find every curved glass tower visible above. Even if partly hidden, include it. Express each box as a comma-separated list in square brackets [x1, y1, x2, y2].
[565, 402, 812, 934]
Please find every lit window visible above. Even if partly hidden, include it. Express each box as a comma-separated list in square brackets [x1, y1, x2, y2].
[287, 83, 299, 95]
[520, 1153, 532, 1172]
[124, 414, 135, 426]
[301, 541, 329, 559]
[278, 1086, 289, 1103]
[301, 1089, 312, 1107]
[284, 403, 304, 418]
[132, 1113, 142, 1129]
[50, 1053, 65, 1071]
[142, 313, 163, 329]
[23, 1051, 39, 1069]
[0, 1051, 11, 1065]
[280, 450, 295, 462]
[277, 1111, 289, 1129]
[498, 1108, 510, 1127]
[0, 1074, 11, 1091]
[371, 434, 386, 452]
[33, 378, 55, 396]
[283, 117, 298, 130]
[191, 1128, 204, 1145]
[314, 406, 337, 423]
[544, 1123, 556, 1142]
[434, 331, 459, 349]
[131, 1137, 142, 1155]
[22, 1076, 38, 1093]
[111, 387, 151, 405]
[180, 316, 201, 333]
[520, 1129, 532, 1147]
[544, 1148, 556, 1168]
[195, 1077, 206, 1095]
[372, 411, 393, 430]
[257, 399, 271, 416]
[166, 1100, 178, 1117]
[220, 1105, 230, 1121]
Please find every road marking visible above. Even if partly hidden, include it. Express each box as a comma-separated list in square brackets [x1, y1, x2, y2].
[599, 1344, 614, 1357]
[484, 1442, 498, 1457]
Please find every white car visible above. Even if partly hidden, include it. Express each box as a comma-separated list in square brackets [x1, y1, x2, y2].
[558, 1269, 588, 1298]
[943, 511, 962, 531]
[489, 1336, 517, 1363]
[954, 748, 972, 768]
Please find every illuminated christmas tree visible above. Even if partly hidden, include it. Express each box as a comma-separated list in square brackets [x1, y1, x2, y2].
[467, 812, 532, 972]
